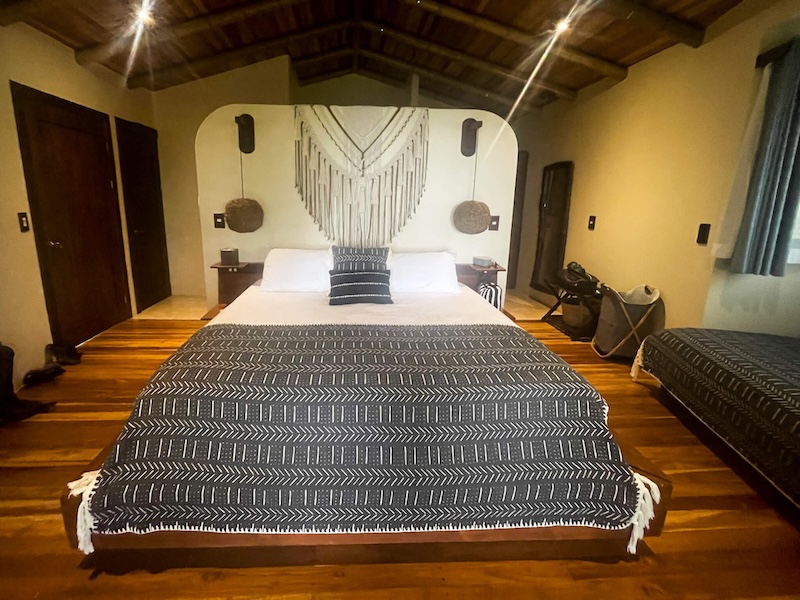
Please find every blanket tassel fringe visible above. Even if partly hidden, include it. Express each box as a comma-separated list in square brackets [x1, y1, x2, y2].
[65, 468, 660, 555]
[628, 472, 661, 553]
[67, 470, 100, 554]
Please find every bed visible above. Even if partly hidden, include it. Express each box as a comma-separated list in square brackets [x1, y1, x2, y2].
[634, 328, 800, 507]
[62, 250, 669, 563]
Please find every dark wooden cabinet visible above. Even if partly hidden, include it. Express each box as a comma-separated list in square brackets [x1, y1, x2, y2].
[211, 262, 263, 304]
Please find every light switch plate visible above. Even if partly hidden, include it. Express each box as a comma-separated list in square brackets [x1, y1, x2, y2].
[213, 213, 226, 229]
[588, 215, 596, 230]
[697, 223, 711, 245]
[18, 212, 30, 232]
[488, 215, 500, 231]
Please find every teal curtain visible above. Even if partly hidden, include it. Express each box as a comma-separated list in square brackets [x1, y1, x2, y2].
[731, 38, 800, 276]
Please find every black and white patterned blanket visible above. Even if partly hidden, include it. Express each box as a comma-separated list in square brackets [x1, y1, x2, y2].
[86, 324, 643, 544]
[639, 328, 800, 506]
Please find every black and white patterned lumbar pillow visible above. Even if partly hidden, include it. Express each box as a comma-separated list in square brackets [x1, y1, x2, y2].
[332, 246, 390, 271]
[329, 269, 393, 305]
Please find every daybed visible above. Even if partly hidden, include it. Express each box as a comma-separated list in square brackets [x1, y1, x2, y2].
[62, 250, 669, 564]
[634, 328, 800, 507]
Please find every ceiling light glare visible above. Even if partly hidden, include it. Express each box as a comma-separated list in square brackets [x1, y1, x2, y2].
[555, 18, 570, 33]
[136, 2, 155, 28]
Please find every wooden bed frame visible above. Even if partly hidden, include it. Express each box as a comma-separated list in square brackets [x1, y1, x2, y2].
[61, 441, 671, 565]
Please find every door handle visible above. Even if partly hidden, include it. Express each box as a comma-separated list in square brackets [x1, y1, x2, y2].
[48, 241, 63, 248]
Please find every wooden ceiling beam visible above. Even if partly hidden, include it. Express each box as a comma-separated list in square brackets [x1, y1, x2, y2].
[298, 67, 353, 87]
[126, 21, 350, 90]
[360, 49, 540, 113]
[76, 0, 310, 66]
[292, 48, 353, 70]
[599, 0, 704, 48]
[0, 0, 51, 26]
[353, 0, 362, 73]
[362, 21, 576, 101]
[400, 0, 627, 80]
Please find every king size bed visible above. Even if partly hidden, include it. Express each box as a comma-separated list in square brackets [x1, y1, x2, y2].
[62, 249, 668, 562]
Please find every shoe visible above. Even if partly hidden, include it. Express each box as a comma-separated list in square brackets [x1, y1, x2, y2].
[45, 344, 82, 366]
[22, 363, 65, 386]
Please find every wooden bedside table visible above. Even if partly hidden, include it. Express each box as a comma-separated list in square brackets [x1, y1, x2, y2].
[456, 263, 506, 292]
[210, 262, 263, 305]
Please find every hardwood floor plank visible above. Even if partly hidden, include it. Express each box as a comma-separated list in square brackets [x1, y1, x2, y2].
[0, 319, 797, 598]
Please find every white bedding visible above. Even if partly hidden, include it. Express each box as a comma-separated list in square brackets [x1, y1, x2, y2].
[210, 283, 514, 327]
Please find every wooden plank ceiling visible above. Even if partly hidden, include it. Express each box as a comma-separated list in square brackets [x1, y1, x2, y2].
[0, 0, 744, 113]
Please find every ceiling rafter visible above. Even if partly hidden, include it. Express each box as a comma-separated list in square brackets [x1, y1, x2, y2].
[359, 49, 539, 113]
[353, 0, 362, 73]
[361, 21, 576, 101]
[0, 0, 49, 27]
[3, 0, 727, 103]
[399, 0, 628, 81]
[126, 21, 351, 90]
[599, 0, 704, 48]
[292, 47, 353, 70]
[76, 0, 310, 66]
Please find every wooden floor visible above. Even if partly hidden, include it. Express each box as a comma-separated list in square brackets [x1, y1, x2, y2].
[1, 319, 799, 599]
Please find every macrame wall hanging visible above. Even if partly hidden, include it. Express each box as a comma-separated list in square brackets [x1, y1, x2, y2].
[295, 105, 429, 247]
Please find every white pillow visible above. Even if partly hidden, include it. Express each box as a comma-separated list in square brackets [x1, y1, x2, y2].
[260, 248, 331, 292]
[390, 252, 460, 294]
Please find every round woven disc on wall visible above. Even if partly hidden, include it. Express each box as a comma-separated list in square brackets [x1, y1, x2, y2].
[225, 198, 264, 233]
[453, 200, 490, 234]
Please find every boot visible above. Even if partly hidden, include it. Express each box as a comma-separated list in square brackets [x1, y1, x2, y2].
[0, 343, 56, 423]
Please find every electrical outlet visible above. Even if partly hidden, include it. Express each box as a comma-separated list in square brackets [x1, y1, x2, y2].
[588, 215, 596, 230]
[17, 212, 30, 232]
[488, 215, 500, 231]
[213, 213, 226, 229]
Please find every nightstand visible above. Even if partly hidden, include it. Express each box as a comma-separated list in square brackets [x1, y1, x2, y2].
[455, 263, 506, 292]
[210, 262, 263, 305]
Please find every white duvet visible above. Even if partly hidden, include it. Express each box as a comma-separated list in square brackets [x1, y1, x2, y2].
[210, 283, 515, 328]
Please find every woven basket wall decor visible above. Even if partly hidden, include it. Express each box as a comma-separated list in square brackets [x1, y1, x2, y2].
[453, 200, 490, 234]
[224, 198, 263, 233]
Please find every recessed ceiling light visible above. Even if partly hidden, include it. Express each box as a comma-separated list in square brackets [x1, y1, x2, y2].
[555, 18, 570, 33]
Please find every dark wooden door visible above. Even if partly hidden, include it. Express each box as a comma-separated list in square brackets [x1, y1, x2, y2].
[12, 82, 131, 348]
[530, 161, 574, 292]
[115, 118, 172, 312]
[506, 151, 529, 289]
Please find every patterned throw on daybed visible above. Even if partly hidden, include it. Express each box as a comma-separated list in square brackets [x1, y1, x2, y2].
[69, 324, 659, 554]
[634, 328, 800, 506]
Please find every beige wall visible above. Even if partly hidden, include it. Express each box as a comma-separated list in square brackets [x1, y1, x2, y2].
[195, 105, 519, 306]
[513, 0, 800, 332]
[151, 56, 292, 297]
[295, 72, 453, 108]
[0, 24, 154, 388]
